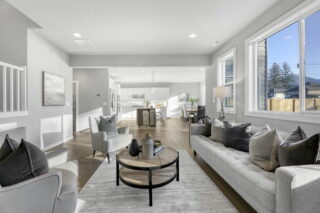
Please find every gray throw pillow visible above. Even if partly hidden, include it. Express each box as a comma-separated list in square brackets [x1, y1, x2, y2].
[209, 118, 227, 142]
[203, 116, 212, 137]
[99, 115, 118, 137]
[0, 135, 19, 161]
[278, 133, 319, 167]
[283, 126, 307, 142]
[0, 139, 49, 187]
[224, 122, 251, 152]
[249, 128, 283, 171]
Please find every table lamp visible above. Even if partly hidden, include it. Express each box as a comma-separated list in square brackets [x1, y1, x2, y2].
[212, 86, 232, 121]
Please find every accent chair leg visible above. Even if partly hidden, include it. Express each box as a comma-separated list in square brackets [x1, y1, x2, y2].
[93, 150, 96, 158]
[107, 153, 110, 164]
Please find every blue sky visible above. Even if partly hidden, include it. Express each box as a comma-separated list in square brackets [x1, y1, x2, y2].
[266, 10, 320, 80]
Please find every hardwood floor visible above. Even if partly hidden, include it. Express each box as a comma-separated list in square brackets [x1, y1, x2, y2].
[58, 118, 256, 213]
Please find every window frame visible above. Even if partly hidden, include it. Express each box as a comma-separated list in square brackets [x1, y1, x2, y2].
[245, 0, 320, 124]
[217, 47, 236, 114]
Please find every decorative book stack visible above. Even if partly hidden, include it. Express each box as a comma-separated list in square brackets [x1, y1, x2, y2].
[154, 144, 164, 156]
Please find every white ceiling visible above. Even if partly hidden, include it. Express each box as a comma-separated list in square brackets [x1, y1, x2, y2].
[109, 67, 205, 83]
[7, 0, 279, 55]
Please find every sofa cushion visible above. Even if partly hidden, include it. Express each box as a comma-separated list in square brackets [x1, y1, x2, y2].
[0, 139, 49, 187]
[249, 128, 283, 172]
[99, 115, 118, 136]
[224, 122, 251, 152]
[0, 135, 19, 161]
[191, 135, 276, 213]
[278, 133, 319, 166]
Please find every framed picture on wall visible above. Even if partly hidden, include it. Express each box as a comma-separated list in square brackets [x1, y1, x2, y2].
[42, 71, 65, 106]
[179, 93, 189, 102]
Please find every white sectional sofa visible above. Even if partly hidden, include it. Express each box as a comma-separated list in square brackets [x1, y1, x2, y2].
[190, 124, 320, 213]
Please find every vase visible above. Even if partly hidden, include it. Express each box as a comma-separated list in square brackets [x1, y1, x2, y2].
[141, 133, 154, 160]
[129, 139, 140, 157]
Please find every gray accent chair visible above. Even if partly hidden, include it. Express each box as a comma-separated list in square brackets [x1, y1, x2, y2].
[89, 115, 132, 163]
[0, 127, 78, 213]
[190, 124, 320, 213]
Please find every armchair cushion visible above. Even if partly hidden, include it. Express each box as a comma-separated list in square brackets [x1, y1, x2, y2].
[99, 115, 118, 136]
[0, 135, 19, 161]
[118, 127, 130, 134]
[0, 139, 48, 187]
[105, 134, 133, 153]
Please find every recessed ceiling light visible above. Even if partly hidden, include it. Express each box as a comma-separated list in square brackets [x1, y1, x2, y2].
[141, 70, 145, 73]
[189, 33, 197, 39]
[73, 33, 82, 38]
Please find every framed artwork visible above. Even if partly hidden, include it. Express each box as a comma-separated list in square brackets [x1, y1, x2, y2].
[42, 72, 65, 106]
[179, 93, 189, 102]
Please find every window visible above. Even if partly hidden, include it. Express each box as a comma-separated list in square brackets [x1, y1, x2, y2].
[305, 11, 320, 111]
[0, 61, 28, 118]
[246, 1, 320, 122]
[217, 48, 236, 113]
[257, 23, 300, 112]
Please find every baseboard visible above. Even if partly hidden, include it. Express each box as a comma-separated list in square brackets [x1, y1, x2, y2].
[44, 140, 63, 151]
[43, 136, 74, 151]
[64, 136, 74, 142]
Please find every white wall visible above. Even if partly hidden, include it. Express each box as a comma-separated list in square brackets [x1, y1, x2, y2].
[168, 83, 200, 117]
[0, 1, 73, 149]
[207, 0, 320, 135]
[0, 0, 38, 66]
[28, 30, 73, 149]
[73, 68, 109, 131]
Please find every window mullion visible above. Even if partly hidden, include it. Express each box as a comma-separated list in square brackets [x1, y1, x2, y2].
[299, 19, 306, 112]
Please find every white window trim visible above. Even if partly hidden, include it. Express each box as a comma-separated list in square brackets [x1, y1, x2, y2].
[245, 0, 320, 124]
[217, 47, 236, 114]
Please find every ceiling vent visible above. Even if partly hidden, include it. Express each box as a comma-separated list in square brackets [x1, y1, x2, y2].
[73, 39, 95, 49]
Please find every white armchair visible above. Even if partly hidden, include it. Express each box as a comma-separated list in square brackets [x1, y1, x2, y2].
[89, 115, 133, 163]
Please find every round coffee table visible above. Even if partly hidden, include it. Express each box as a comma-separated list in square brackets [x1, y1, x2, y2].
[116, 147, 179, 206]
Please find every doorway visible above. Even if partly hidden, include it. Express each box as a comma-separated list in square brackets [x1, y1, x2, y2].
[72, 81, 79, 134]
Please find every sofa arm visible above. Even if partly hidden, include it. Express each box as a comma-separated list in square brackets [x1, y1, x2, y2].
[45, 148, 68, 168]
[275, 165, 320, 213]
[118, 127, 129, 134]
[0, 171, 62, 213]
[190, 124, 207, 136]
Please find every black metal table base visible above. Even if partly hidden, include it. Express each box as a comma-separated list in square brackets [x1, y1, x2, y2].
[116, 153, 179, 206]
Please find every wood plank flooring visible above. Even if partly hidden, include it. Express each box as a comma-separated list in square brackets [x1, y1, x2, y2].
[58, 118, 255, 213]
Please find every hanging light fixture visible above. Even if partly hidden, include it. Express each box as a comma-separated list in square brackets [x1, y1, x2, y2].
[151, 70, 155, 94]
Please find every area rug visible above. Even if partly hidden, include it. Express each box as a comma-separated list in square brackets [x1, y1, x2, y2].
[76, 150, 238, 213]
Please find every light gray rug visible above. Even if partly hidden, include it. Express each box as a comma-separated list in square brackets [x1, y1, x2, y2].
[76, 150, 238, 213]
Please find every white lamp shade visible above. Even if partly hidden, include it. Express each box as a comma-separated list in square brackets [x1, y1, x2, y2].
[212, 86, 232, 98]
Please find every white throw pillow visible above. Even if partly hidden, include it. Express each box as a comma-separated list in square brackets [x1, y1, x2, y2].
[209, 119, 234, 143]
[249, 127, 283, 171]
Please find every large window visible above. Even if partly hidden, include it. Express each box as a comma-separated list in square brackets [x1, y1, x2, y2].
[257, 23, 300, 112]
[217, 48, 236, 113]
[247, 5, 320, 119]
